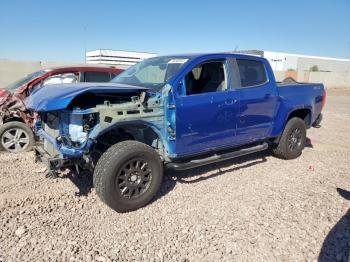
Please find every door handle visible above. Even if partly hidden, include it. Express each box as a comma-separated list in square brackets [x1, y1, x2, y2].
[264, 94, 272, 99]
[225, 99, 237, 105]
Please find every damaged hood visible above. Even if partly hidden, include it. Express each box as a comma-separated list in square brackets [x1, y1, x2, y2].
[0, 88, 13, 109]
[25, 82, 149, 112]
[0, 88, 11, 103]
[0, 88, 10, 97]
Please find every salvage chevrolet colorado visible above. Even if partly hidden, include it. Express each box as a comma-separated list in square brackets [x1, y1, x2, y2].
[26, 53, 326, 212]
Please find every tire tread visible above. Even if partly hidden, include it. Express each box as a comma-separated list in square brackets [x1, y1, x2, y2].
[272, 117, 306, 160]
[93, 140, 163, 212]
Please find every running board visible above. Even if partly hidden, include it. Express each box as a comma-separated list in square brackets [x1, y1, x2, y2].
[167, 142, 269, 170]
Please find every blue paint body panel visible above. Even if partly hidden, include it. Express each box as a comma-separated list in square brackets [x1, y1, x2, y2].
[271, 83, 324, 136]
[167, 53, 324, 157]
[25, 82, 149, 112]
[28, 53, 325, 162]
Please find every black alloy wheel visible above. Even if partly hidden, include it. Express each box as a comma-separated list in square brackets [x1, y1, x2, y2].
[116, 158, 153, 199]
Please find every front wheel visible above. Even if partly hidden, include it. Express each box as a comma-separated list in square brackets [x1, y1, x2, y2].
[0, 121, 34, 153]
[93, 140, 163, 212]
[272, 117, 306, 159]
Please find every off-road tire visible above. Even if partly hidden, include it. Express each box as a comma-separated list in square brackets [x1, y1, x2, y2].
[0, 121, 34, 153]
[272, 117, 306, 159]
[93, 140, 163, 212]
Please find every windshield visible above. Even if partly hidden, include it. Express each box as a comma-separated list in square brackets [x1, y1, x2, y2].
[5, 70, 46, 92]
[111, 56, 189, 90]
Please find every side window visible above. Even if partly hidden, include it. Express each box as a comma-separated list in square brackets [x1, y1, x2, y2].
[236, 59, 267, 87]
[84, 71, 111, 82]
[42, 73, 79, 85]
[184, 60, 227, 95]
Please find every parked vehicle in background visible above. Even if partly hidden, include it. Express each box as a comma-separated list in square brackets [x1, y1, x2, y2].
[0, 66, 123, 153]
[26, 53, 326, 212]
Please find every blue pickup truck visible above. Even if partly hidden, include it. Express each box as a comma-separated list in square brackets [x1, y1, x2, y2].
[26, 53, 325, 212]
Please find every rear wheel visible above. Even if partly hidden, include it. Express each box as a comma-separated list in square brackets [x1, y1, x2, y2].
[272, 117, 306, 159]
[0, 121, 34, 153]
[93, 140, 163, 212]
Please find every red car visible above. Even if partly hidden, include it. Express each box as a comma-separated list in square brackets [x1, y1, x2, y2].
[0, 66, 123, 153]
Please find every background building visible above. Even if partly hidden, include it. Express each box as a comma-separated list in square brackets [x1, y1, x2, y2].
[238, 50, 350, 72]
[1, 50, 349, 89]
[85, 50, 157, 68]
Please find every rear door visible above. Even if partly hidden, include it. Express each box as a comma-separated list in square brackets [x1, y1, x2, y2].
[82, 71, 112, 82]
[175, 58, 239, 156]
[235, 58, 278, 142]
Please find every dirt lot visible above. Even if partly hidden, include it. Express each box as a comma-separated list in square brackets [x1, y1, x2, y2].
[0, 91, 349, 262]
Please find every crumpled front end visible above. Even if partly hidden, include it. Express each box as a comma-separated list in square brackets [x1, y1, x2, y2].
[0, 90, 29, 125]
[34, 109, 98, 173]
[33, 91, 167, 174]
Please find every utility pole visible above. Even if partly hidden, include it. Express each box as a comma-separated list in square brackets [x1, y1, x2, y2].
[84, 24, 88, 63]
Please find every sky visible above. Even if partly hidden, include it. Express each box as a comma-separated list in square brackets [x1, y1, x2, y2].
[0, 0, 349, 62]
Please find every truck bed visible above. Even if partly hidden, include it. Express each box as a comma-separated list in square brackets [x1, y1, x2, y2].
[277, 82, 325, 127]
[277, 81, 321, 87]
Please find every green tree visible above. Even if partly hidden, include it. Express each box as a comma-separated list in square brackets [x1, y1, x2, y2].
[310, 65, 319, 72]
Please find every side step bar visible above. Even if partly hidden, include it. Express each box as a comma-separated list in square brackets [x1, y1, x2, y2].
[167, 142, 269, 170]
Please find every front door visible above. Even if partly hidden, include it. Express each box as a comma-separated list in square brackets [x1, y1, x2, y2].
[175, 59, 239, 156]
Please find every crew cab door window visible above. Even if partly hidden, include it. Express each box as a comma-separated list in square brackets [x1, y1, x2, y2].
[184, 61, 228, 95]
[236, 59, 267, 87]
[83, 71, 111, 82]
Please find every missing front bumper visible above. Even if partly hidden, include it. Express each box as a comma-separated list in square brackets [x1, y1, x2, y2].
[34, 143, 73, 172]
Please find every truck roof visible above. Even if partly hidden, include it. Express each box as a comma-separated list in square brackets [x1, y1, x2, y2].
[41, 66, 123, 74]
[158, 52, 268, 62]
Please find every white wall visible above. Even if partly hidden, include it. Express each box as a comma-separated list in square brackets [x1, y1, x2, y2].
[264, 51, 350, 72]
[308, 72, 350, 88]
[264, 51, 288, 71]
[273, 71, 286, 82]
[273, 70, 350, 88]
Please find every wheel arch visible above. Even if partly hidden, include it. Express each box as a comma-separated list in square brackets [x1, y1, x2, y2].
[271, 106, 311, 144]
[285, 107, 312, 128]
[3, 116, 25, 124]
[92, 120, 168, 159]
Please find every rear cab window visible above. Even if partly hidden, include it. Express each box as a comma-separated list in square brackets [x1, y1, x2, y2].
[236, 59, 268, 88]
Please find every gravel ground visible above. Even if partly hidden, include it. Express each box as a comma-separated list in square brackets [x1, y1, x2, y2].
[0, 91, 349, 262]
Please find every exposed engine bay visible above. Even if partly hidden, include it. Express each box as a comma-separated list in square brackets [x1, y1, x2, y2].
[34, 90, 167, 174]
